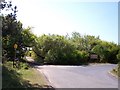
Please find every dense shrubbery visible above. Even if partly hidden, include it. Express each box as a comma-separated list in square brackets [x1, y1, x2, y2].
[1, 1, 120, 65]
[33, 35, 77, 65]
[32, 33, 120, 65]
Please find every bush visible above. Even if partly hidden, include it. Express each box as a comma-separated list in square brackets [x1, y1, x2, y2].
[44, 50, 57, 64]
[37, 34, 90, 65]
[19, 62, 29, 69]
[117, 52, 120, 61]
[73, 50, 89, 65]
[38, 35, 76, 65]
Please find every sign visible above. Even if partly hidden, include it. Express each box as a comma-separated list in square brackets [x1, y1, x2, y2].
[14, 44, 18, 49]
[90, 54, 98, 59]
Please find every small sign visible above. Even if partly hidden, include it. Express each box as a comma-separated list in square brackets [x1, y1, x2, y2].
[90, 54, 98, 59]
[14, 44, 18, 49]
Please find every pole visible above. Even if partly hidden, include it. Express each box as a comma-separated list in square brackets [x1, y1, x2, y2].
[13, 44, 18, 68]
[13, 48, 16, 68]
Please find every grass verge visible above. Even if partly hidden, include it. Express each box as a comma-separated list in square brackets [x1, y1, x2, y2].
[110, 65, 120, 78]
[2, 61, 54, 90]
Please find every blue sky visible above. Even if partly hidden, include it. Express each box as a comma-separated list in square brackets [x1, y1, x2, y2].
[10, 0, 118, 44]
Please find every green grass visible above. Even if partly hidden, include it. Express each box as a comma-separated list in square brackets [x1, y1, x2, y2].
[18, 68, 47, 87]
[110, 65, 120, 78]
[2, 61, 53, 90]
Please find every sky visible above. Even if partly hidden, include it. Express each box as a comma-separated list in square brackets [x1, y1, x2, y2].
[8, 0, 118, 44]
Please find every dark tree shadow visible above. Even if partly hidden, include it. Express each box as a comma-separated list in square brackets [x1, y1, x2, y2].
[2, 65, 55, 90]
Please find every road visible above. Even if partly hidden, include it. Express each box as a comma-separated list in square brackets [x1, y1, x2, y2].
[35, 64, 118, 88]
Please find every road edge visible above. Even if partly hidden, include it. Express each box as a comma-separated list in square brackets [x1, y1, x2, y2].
[108, 71, 118, 78]
[35, 67, 54, 88]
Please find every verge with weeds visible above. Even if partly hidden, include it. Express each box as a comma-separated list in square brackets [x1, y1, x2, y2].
[2, 61, 54, 90]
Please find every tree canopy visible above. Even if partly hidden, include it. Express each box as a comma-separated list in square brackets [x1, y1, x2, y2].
[33, 32, 119, 65]
[1, 1, 36, 61]
[1, 1, 120, 65]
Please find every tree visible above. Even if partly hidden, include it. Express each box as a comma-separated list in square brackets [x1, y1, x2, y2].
[71, 32, 100, 52]
[1, 1, 24, 61]
[91, 40, 119, 63]
[21, 27, 36, 47]
[33, 34, 77, 65]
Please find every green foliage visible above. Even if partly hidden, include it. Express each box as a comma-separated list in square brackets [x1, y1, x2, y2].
[79, 51, 89, 61]
[2, 61, 49, 89]
[71, 32, 100, 52]
[1, 1, 25, 61]
[34, 34, 75, 65]
[21, 27, 36, 47]
[2, 64, 24, 88]
[91, 41, 119, 63]
[32, 32, 120, 65]
[74, 50, 89, 64]
[2, 14, 24, 60]
[19, 62, 29, 69]
[1, 1, 119, 65]
[1, 1, 37, 62]
[2, 61, 28, 88]
[33, 34, 90, 65]
[117, 51, 120, 61]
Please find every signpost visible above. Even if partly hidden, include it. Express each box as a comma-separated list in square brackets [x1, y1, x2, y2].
[14, 44, 18, 49]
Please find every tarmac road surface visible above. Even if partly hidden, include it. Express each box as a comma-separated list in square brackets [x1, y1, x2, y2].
[35, 64, 118, 88]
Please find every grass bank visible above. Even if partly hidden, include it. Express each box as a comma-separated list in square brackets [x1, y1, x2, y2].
[110, 64, 120, 78]
[2, 61, 54, 90]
